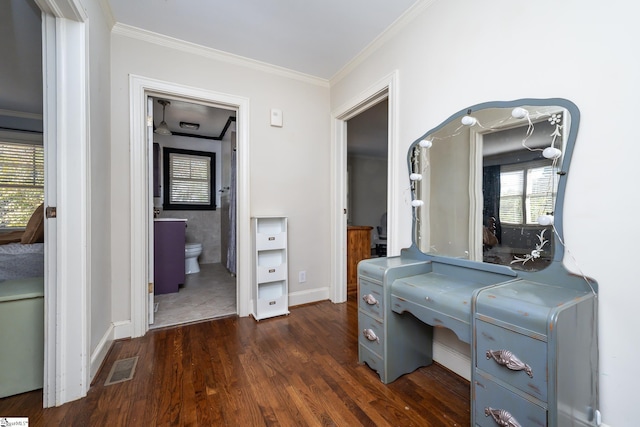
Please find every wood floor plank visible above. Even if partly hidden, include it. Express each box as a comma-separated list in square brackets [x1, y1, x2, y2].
[0, 295, 470, 426]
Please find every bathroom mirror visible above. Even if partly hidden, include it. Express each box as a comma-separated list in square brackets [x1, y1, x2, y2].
[409, 99, 579, 272]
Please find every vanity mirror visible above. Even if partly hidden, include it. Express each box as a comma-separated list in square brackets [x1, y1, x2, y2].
[409, 98, 579, 272]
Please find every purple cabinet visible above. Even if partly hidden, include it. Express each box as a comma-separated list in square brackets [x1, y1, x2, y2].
[154, 220, 186, 294]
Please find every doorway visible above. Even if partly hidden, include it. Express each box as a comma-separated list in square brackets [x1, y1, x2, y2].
[345, 99, 389, 293]
[330, 71, 400, 304]
[129, 76, 251, 338]
[148, 96, 238, 329]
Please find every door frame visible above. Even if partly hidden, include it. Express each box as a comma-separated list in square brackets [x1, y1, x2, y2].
[37, 0, 90, 407]
[330, 71, 399, 302]
[129, 75, 251, 337]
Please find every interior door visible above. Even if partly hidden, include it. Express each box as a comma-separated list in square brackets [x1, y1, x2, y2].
[147, 95, 155, 325]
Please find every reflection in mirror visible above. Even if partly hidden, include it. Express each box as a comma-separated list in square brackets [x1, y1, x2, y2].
[410, 100, 577, 272]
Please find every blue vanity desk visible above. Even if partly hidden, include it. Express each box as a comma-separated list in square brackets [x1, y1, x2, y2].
[358, 248, 598, 427]
[358, 98, 600, 426]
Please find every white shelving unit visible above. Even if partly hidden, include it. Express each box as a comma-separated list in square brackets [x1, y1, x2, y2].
[251, 216, 289, 320]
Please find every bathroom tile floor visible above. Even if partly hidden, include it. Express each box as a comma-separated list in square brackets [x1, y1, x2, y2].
[150, 262, 237, 329]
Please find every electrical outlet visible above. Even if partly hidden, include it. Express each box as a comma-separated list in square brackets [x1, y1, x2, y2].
[299, 271, 306, 283]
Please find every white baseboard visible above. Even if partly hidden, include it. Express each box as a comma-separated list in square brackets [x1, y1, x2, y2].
[288, 286, 331, 307]
[90, 324, 114, 381]
[90, 320, 134, 382]
[433, 339, 472, 381]
[113, 320, 133, 339]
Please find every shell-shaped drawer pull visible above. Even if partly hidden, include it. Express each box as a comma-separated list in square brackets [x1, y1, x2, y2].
[486, 349, 533, 378]
[484, 407, 522, 427]
[362, 294, 379, 306]
[362, 328, 379, 343]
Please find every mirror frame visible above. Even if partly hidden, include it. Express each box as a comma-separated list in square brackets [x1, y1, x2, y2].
[408, 98, 580, 270]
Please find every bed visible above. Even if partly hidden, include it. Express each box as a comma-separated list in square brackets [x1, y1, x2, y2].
[0, 203, 45, 281]
[0, 203, 45, 397]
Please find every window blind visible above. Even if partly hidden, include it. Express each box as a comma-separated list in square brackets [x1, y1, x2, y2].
[499, 160, 555, 225]
[169, 152, 211, 205]
[0, 142, 44, 227]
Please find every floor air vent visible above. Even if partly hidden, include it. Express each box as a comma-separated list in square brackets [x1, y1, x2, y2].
[104, 356, 138, 386]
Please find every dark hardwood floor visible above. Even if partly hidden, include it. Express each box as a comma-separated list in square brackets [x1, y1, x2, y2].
[0, 293, 470, 426]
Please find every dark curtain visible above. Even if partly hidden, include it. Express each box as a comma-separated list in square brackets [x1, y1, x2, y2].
[482, 165, 501, 242]
[225, 149, 237, 276]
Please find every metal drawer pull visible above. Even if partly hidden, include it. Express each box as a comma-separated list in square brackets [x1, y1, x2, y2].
[485, 407, 521, 427]
[363, 329, 379, 343]
[362, 294, 379, 306]
[486, 349, 533, 378]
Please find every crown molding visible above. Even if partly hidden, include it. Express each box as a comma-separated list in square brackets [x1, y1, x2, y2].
[112, 23, 330, 88]
[97, 0, 116, 29]
[330, 0, 437, 86]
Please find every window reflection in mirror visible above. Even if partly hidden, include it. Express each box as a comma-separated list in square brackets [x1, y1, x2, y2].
[412, 102, 573, 272]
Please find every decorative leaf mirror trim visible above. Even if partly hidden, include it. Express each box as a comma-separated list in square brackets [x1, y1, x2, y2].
[408, 98, 580, 273]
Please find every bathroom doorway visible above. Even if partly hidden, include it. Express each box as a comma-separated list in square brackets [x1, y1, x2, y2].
[148, 96, 238, 329]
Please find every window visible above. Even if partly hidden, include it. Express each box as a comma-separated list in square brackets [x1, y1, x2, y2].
[499, 160, 554, 225]
[0, 142, 44, 228]
[163, 147, 216, 210]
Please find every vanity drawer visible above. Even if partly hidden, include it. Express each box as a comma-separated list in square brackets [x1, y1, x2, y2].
[358, 311, 385, 357]
[359, 343, 385, 380]
[474, 373, 547, 427]
[359, 278, 384, 319]
[476, 320, 548, 401]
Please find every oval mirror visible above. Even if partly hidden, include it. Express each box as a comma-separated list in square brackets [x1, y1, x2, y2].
[409, 99, 579, 272]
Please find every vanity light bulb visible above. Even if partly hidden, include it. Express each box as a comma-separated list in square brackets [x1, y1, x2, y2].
[461, 116, 477, 126]
[537, 214, 554, 226]
[543, 147, 562, 159]
[409, 173, 423, 181]
[419, 139, 433, 148]
[411, 200, 424, 207]
[512, 107, 529, 119]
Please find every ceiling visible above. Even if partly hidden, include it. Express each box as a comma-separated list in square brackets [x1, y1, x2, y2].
[108, 0, 421, 80]
[3, 0, 413, 152]
[151, 97, 236, 141]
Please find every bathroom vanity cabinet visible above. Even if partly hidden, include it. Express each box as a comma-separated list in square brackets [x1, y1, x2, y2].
[251, 216, 289, 320]
[154, 219, 186, 295]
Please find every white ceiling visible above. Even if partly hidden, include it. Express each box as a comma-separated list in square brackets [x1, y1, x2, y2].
[107, 0, 421, 80]
[3, 0, 414, 152]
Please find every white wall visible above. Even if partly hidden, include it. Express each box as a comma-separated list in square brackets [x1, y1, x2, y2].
[330, 0, 640, 425]
[84, 0, 113, 376]
[110, 34, 332, 322]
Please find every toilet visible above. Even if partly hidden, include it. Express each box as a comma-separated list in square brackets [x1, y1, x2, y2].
[185, 243, 202, 274]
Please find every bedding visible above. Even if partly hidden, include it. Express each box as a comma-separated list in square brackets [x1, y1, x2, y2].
[0, 242, 44, 281]
[0, 204, 45, 280]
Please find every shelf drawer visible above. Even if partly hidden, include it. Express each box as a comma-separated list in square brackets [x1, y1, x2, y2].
[474, 373, 547, 427]
[255, 231, 287, 250]
[476, 320, 547, 401]
[359, 343, 385, 380]
[255, 294, 288, 320]
[257, 263, 287, 283]
[359, 278, 384, 319]
[358, 312, 384, 358]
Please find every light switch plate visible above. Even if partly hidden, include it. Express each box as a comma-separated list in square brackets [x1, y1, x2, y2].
[270, 108, 283, 127]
